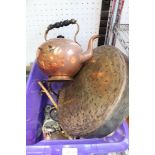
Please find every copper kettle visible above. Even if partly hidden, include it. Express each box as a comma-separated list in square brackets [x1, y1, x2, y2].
[36, 19, 101, 81]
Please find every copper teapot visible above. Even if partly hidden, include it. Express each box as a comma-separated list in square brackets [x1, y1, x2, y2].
[36, 19, 101, 81]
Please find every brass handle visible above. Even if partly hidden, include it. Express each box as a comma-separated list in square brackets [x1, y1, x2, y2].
[44, 19, 80, 43]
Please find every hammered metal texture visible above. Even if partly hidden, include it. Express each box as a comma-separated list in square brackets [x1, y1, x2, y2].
[58, 45, 128, 137]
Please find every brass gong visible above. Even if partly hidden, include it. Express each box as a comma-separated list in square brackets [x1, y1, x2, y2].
[58, 45, 129, 137]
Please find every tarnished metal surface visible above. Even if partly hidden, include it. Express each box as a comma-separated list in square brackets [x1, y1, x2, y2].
[42, 105, 62, 140]
[36, 38, 83, 80]
[58, 45, 128, 137]
[36, 20, 101, 81]
[37, 35, 100, 81]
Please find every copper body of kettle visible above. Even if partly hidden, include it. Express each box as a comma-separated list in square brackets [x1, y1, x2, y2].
[36, 19, 102, 81]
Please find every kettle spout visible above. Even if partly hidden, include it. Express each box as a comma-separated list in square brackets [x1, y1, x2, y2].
[80, 35, 103, 63]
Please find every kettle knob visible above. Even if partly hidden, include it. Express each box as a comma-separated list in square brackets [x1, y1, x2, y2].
[57, 35, 65, 38]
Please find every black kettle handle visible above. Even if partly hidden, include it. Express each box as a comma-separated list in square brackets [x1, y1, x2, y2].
[44, 19, 79, 43]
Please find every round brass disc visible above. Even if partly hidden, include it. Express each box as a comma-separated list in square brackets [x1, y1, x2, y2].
[58, 45, 129, 137]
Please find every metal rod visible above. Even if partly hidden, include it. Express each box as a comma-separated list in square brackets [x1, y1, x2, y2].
[38, 81, 74, 139]
[38, 81, 58, 110]
[74, 23, 80, 44]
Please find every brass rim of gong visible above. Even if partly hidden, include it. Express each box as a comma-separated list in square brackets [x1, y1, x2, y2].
[48, 76, 73, 81]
